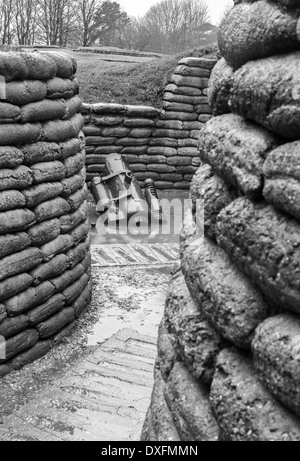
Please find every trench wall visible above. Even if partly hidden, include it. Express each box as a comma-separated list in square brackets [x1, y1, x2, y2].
[142, 0, 300, 442]
[82, 57, 216, 190]
[0, 50, 91, 377]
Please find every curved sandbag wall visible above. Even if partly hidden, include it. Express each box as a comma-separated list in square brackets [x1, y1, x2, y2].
[82, 57, 217, 190]
[0, 51, 91, 377]
[142, 0, 300, 441]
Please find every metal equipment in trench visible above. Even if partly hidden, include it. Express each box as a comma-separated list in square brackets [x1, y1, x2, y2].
[90, 153, 164, 228]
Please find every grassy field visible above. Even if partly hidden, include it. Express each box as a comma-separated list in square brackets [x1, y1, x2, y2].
[72, 45, 218, 107]
[25, 45, 218, 107]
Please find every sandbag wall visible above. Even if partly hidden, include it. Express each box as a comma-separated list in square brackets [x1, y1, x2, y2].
[0, 51, 91, 377]
[82, 57, 217, 190]
[142, 0, 300, 441]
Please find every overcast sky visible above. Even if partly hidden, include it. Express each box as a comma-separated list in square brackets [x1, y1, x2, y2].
[117, 0, 232, 24]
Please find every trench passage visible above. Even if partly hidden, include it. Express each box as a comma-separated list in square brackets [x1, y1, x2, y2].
[0, 191, 187, 441]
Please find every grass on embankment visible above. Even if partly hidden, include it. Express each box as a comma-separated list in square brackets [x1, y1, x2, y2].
[76, 44, 218, 108]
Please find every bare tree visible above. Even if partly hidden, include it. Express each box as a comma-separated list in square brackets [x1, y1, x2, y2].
[0, 0, 16, 44]
[15, 0, 38, 45]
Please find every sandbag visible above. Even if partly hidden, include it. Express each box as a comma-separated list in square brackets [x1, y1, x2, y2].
[208, 58, 234, 116]
[198, 113, 278, 199]
[219, 1, 300, 70]
[228, 52, 300, 139]
[63, 151, 85, 177]
[59, 202, 88, 233]
[189, 164, 237, 239]
[40, 234, 74, 261]
[210, 348, 300, 441]
[35, 307, 75, 339]
[0, 123, 41, 146]
[22, 182, 63, 208]
[60, 172, 85, 198]
[5, 281, 54, 316]
[5, 80, 47, 106]
[72, 279, 92, 317]
[31, 161, 65, 184]
[181, 208, 276, 349]
[21, 99, 66, 124]
[263, 141, 300, 220]
[0, 190, 26, 212]
[46, 77, 78, 99]
[0, 209, 35, 234]
[0, 166, 33, 191]
[0, 232, 31, 259]
[0, 304, 6, 323]
[0, 273, 33, 303]
[27, 219, 61, 247]
[0, 146, 24, 169]
[34, 196, 70, 222]
[26, 293, 66, 327]
[41, 51, 74, 78]
[0, 103, 21, 123]
[216, 197, 300, 313]
[10, 340, 51, 371]
[66, 188, 86, 212]
[0, 51, 56, 82]
[2, 329, 38, 362]
[252, 313, 300, 418]
[30, 254, 69, 285]
[42, 114, 84, 143]
[62, 96, 82, 120]
[50, 262, 86, 293]
[164, 362, 219, 441]
[0, 315, 29, 339]
[165, 269, 224, 386]
[156, 320, 178, 381]
[70, 220, 90, 245]
[59, 138, 81, 159]
[63, 273, 89, 305]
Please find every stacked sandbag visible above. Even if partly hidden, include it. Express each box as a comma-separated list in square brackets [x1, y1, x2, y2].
[148, 57, 216, 190]
[142, 0, 300, 441]
[0, 50, 91, 378]
[82, 57, 217, 191]
[82, 103, 160, 187]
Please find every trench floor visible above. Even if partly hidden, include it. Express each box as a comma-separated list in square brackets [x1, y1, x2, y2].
[0, 191, 185, 441]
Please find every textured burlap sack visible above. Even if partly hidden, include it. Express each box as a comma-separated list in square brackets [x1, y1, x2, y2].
[0, 314, 29, 338]
[208, 58, 234, 116]
[62, 96, 82, 120]
[50, 262, 86, 293]
[59, 202, 88, 233]
[198, 113, 278, 199]
[22, 142, 61, 165]
[5, 281, 54, 316]
[0, 190, 26, 212]
[5, 80, 47, 106]
[219, 1, 300, 69]
[0, 51, 56, 82]
[46, 77, 78, 99]
[0, 103, 20, 123]
[216, 197, 300, 313]
[30, 254, 69, 286]
[63, 151, 85, 177]
[252, 313, 300, 418]
[26, 218, 61, 247]
[21, 99, 66, 124]
[263, 140, 300, 220]
[0, 273, 33, 303]
[0, 209, 35, 234]
[164, 362, 219, 441]
[31, 161, 65, 184]
[60, 172, 85, 198]
[2, 330, 39, 362]
[66, 238, 89, 268]
[210, 348, 300, 441]
[165, 268, 224, 385]
[34, 196, 70, 222]
[63, 273, 89, 305]
[0, 123, 41, 146]
[0, 146, 24, 169]
[0, 165, 32, 191]
[41, 51, 74, 78]
[70, 220, 90, 245]
[229, 52, 300, 139]
[41, 114, 84, 143]
[189, 164, 237, 239]
[72, 279, 92, 318]
[35, 307, 75, 339]
[59, 138, 81, 159]
[26, 293, 66, 327]
[181, 208, 276, 349]
[22, 182, 63, 209]
[40, 234, 74, 261]
[10, 341, 51, 371]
